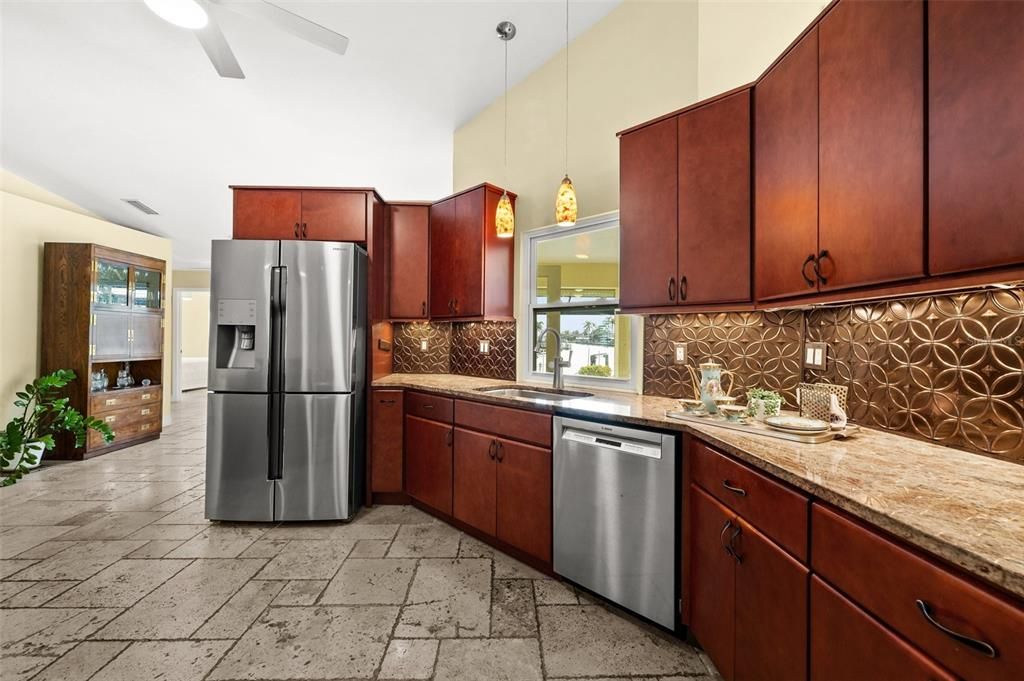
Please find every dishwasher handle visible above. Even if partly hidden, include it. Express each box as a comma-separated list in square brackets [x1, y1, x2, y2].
[561, 428, 663, 459]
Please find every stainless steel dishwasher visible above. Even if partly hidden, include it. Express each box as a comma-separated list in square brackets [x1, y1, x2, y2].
[553, 416, 677, 629]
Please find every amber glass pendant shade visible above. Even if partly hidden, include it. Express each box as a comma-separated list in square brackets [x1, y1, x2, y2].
[495, 191, 515, 238]
[555, 175, 577, 227]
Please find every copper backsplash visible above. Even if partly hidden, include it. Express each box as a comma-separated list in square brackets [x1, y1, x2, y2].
[644, 288, 1024, 465]
[393, 321, 516, 381]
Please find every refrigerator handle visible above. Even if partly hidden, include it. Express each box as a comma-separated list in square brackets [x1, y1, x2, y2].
[268, 266, 286, 481]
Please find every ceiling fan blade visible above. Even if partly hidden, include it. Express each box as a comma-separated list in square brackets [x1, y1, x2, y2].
[195, 11, 245, 79]
[213, 0, 349, 56]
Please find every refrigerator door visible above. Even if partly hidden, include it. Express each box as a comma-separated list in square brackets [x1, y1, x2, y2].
[276, 393, 354, 521]
[208, 240, 279, 393]
[206, 393, 275, 521]
[280, 241, 357, 393]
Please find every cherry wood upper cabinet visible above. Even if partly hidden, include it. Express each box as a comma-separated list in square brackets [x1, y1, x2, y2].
[389, 204, 430, 319]
[689, 485, 737, 680]
[928, 1, 1024, 275]
[818, 0, 925, 291]
[428, 184, 514, 320]
[233, 189, 302, 240]
[619, 117, 678, 309]
[301, 190, 367, 242]
[755, 28, 820, 302]
[677, 90, 751, 305]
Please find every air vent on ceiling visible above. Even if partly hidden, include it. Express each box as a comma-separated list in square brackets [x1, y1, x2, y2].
[121, 199, 159, 215]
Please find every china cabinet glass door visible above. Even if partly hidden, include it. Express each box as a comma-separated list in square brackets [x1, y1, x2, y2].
[133, 267, 162, 310]
[94, 260, 130, 307]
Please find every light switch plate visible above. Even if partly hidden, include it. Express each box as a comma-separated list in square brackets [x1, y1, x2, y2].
[479, 339, 491, 354]
[804, 342, 828, 370]
[420, 339, 429, 352]
[674, 343, 687, 364]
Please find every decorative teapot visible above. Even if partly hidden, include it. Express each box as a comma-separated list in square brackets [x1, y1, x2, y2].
[686, 361, 736, 414]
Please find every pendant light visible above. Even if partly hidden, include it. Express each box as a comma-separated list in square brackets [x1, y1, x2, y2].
[555, 0, 578, 227]
[495, 21, 516, 239]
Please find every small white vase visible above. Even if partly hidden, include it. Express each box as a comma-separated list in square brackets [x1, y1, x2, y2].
[2, 442, 45, 472]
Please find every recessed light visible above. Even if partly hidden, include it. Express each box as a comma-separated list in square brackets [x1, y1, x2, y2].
[575, 253, 589, 259]
[144, 0, 208, 29]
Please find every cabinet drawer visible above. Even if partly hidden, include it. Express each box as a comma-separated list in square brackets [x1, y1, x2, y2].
[811, 503, 1024, 681]
[90, 388, 162, 415]
[691, 440, 808, 562]
[89, 406, 161, 449]
[454, 400, 552, 447]
[405, 391, 453, 422]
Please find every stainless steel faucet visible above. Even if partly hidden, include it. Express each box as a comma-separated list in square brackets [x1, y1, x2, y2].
[535, 327, 570, 390]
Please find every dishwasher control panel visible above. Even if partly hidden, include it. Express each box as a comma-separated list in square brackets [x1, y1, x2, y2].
[561, 428, 662, 458]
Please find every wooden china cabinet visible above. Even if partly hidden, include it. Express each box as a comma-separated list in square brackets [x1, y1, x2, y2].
[42, 243, 165, 459]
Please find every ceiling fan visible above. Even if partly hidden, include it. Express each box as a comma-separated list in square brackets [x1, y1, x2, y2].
[143, 0, 349, 79]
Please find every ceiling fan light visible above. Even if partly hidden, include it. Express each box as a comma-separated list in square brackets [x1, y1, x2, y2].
[555, 175, 578, 227]
[495, 191, 515, 239]
[144, 0, 208, 29]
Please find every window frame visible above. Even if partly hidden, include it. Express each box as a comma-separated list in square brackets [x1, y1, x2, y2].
[518, 211, 642, 393]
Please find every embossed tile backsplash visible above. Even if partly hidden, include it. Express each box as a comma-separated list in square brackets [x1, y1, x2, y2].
[645, 288, 1024, 464]
[394, 321, 516, 380]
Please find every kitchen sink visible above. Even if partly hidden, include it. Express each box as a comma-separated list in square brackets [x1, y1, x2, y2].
[475, 386, 593, 402]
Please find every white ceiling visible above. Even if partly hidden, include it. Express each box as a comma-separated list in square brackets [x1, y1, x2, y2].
[537, 224, 618, 264]
[1, 0, 620, 268]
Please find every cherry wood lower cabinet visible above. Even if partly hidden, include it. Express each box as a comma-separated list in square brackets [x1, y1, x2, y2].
[453, 428, 498, 536]
[689, 486, 738, 680]
[811, 576, 956, 681]
[370, 390, 404, 496]
[404, 414, 453, 516]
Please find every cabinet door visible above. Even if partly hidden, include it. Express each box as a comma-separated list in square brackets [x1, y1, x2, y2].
[677, 91, 751, 305]
[755, 28, 820, 301]
[301, 190, 367, 242]
[619, 117, 678, 309]
[733, 516, 809, 681]
[389, 205, 430, 319]
[811, 577, 956, 681]
[452, 189, 485, 318]
[404, 415, 452, 515]
[93, 311, 130, 361]
[233, 189, 302, 240]
[496, 437, 551, 564]
[689, 485, 736, 681]
[371, 390, 404, 494]
[132, 267, 162, 311]
[130, 314, 163, 359]
[928, 1, 1024, 275]
[94, 259, 131, 309]
[818, 0, 925, 290]
[453, 428, 497, 536]
[428, 197, 457, 318]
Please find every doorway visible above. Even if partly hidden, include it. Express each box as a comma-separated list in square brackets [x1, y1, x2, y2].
[172, 287, 210, 401]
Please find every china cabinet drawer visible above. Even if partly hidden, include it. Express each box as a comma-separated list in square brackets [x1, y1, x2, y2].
[88, 405, 161, 449]
[90, 387, 162, 415]
[691, 440, 809, 562]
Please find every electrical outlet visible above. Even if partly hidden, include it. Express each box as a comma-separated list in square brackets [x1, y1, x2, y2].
[674, 343, 687, 364]
[804, 342, 828, 370]
[479, 339, 491, 354]
[420, 339, 429, 352]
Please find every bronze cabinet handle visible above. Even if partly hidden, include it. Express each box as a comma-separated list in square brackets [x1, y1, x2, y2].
[668, 277, 676, 302]
[379, 399, 396, 405]
[294, 222, 300, 238]
[445, 429, 452, 447]
[722, 480, 747, 497]
[423, 404, 434, 410]
[801, 254, 817, 287]
[301, 223, 307, 239]
[915, 600, 997, 659]
[729, 526, 742, 563]
[421, 301, 426, 317]
[495, 441, 504, 462]
[720, 520, 734, 557]
[453, 299, 459, 314]
[488, 440, 496, 460]
[814, 249, 830, 285]
[679, 275, 688, 301]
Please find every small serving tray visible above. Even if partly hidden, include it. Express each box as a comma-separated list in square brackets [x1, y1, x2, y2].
[664, 410, 859, 445]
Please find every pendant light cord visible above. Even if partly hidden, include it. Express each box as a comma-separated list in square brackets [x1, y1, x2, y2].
[564, 0, 569, 176]
[504, 36, 509, 183]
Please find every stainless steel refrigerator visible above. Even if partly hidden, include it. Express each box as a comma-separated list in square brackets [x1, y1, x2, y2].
[205, 240, 367, 522]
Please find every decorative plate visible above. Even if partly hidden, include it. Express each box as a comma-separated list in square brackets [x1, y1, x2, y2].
[765, 415, 829, 433]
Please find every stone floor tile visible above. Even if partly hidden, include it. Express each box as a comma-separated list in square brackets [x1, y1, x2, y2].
[433, 638, 543, 681]
[350, 538, 391, 558]
[31, 481, 150, 502]
[261, 522, 398, 541]
[0, 607, 121, 656]
[208, 605, 399, 680]
[0, 559, 37, 579]
[11, 541, 76, 560]
[91, 640, 232, 681]
[56, 511, 168, 540]
[238, 538, 289, 558]
[126, 523, 206, 540]
[48, 558, 190, 608]
[457, 536, 550, 580]
[11, 540, 147, 581]
[396, 559, 490, 638]
[255, 539, 354, 580]
[321, 558, 416, 605]
[379, 638, 439, 680]
[358, 504, 438, 525]
[538, 605, 706, 678]
[31, 641, 129, 681]
[0, 580, 34, 602]
[165, 525, 266, 558]
[491, 579, 537, 637]
[0, 526, 73, 559]
[147, 488, 205, 512]
[126, 539, 185, 558]
[534, 579, 579, 605]
[194, 579, 287, 639]
[271, 579, 328, 605]
[94, 558, 265, 639]
[388, 523, 461, 558]
[0, 500, 104, 526]
[100, 481, 202, 512]
[1, 581, 78, 608]
[152, 498, 207, 524]
[0, 655, 55, 681]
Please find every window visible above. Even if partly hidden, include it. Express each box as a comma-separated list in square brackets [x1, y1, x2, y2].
[521, 213, 640, 391]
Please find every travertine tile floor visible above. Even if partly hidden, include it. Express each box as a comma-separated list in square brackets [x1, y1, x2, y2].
[0, 390, 720, 681]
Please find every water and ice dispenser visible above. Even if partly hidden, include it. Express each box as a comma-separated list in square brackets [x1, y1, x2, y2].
[215, 299, 258, 369]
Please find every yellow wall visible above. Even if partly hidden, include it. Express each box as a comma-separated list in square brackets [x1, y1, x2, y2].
[172, 269, 211, 290]
[0, 171, 174, 422]
[179, 291, 211, 358]
[697, 0, 829, 100]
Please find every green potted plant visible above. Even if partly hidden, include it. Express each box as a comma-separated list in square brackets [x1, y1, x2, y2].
[0, 369, 114, 486]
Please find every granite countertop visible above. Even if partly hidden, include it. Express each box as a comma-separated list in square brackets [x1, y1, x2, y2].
[373, 373, 1024, 600]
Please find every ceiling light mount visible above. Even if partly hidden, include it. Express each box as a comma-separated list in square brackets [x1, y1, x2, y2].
[496, 21, 517, 41]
